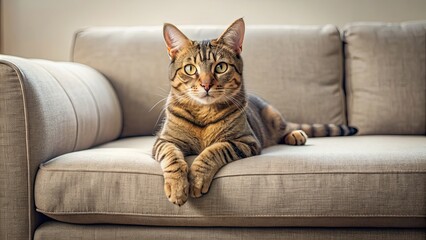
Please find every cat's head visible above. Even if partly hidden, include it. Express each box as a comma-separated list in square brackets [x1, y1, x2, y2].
[163, 18, 245, 105]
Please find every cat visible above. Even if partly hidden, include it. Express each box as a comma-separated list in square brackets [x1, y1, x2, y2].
[152, 18, 357, 206]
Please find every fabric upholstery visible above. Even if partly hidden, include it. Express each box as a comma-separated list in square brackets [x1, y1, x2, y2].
[72, 25, 347, 137]
[34, 222, 426, 240]
[343, 21, 426, 135]
[35, 136, 426, 228]
[0, 63, 29, 240]
[0, 55, 122, 239]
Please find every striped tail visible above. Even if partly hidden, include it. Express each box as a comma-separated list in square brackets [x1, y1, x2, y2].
[287, 122, 358, 137]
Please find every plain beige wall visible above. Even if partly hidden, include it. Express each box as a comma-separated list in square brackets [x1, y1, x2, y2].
[1, 0, 426, 61]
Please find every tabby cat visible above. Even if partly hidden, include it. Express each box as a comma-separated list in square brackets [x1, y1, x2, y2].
[152, 18, 357, 206]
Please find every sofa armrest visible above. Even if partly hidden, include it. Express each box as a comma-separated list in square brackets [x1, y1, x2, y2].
[0, 55, 122, 239]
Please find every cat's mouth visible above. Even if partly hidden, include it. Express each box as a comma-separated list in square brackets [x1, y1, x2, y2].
[199, 91, 215, 98]
[200, 94, 215, 100]
[193, 92, 218, 104]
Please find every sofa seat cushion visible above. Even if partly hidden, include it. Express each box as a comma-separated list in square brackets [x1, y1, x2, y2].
[34, 136, 426, 228]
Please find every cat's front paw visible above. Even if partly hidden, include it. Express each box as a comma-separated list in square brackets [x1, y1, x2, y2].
[284, 130, 308, 145]
[189, 165, 215, 198]
[163, 168, 189, 206]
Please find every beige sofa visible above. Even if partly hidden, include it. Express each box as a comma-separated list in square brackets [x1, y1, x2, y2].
[1, 21, 425, 240]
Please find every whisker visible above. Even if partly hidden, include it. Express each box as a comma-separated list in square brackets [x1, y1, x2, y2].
[149, 97, 168, 112]
[224, 94, 246, 114]
[156, 86, 171, 94]
[246, 89, 268, 98]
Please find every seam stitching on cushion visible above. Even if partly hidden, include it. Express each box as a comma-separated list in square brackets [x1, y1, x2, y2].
[39, 168, 164, 177]
[334, 25, 347, 125]
[340, 27, 348, 125]
[35, 209, 426, 218]
[36, 168, 426, 177]
[36, 63, 79, 151]
[65, 66, 101, 147]
[213, 171, 426, 179]
[343, 27, 355, 131]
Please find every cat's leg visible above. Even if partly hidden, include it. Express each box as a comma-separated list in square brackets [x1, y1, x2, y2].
[259, 105, 308, 146]
[152, 138, 189, 206]
[283, 130, 308, 146]
[189, 140, 260, 198]
[258, 105, 307, 146]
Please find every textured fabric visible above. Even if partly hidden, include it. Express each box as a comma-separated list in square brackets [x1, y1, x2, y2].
[0, 64, 29, 240]
[343, 21, 426, 135]
[35, 136, 426, 228]
[0, 55, 122, 239]
[34, 222, 426, 240]
[72, 25, 347, 137]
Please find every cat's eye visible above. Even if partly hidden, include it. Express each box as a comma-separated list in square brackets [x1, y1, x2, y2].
[184, 64, 197, 75]
[215, 62, 228, 74]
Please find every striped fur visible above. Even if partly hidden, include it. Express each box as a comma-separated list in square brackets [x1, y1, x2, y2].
[154, 18, 357, 206]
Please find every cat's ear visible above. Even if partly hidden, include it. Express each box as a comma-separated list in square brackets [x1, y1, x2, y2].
[163, 23, 191, 59]
[217, 18, 245, 54]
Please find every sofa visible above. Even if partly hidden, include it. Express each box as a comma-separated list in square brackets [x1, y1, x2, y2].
[0, 21, 425, 240]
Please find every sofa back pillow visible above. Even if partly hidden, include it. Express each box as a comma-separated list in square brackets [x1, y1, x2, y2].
[343, 21, 426, 135]
[73, 25, 346, 137]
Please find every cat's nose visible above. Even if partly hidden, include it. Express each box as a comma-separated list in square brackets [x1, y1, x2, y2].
[199, 73, 215, 92]
[200, 82, 214, 92]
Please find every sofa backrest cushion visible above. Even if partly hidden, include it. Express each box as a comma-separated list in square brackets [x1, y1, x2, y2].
[73, 25, 347, 137]
[343, 21, 426, 135]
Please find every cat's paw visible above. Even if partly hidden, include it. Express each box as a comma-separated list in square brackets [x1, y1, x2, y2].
[284, 130, 308, 146]
[189, 165, 215, 198]
[163, 168, 189, 206]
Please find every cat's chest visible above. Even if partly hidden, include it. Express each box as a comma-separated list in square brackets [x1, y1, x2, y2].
[164, 114, 237, 152]
[181, 120, 228, 144]
[164, 105, 249, 153]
